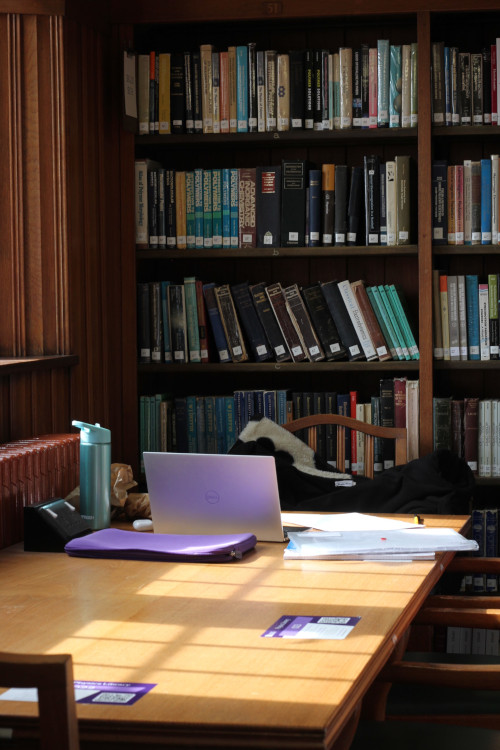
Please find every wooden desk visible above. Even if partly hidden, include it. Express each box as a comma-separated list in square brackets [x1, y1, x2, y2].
[0, 515, 469, 749]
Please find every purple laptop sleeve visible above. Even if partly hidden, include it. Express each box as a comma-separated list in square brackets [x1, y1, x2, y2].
[64, 528, 257, 562]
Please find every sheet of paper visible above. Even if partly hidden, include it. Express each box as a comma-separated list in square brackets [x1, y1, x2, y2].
[281, 511, 420, 532]
[0, 681, 156, 706]
[262, 615, 361, 639]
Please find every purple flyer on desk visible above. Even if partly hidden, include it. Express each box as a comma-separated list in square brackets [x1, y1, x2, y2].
[262, 615, 361, 640]
[75, 681, 156, 705]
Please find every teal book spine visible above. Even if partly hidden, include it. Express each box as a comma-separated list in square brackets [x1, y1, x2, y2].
[366, 285, 397, 360]
[194, 167, 204, 249]
[160, 280, 172, 363]
[196, 396, 207, 454]
[387, 283, 419, 359]
[212, 168, 222, 248]
[368, 285, 403, 360]
[186, 394, 198, 453]
[389, 44, 401, 127]
[222, 168, 231, 248]
[185, 171, 195, 248]
[230, 167, 239, 247]
[183, 276, 201, 362]
[203, 168, 213, 248]
[225, 395, 237, 450]
[236, 45, 248, 132]
[377, 39, 390, 127]
[377, 284, 410, 359]
[204, 395, 217, 453]
[215, 396, 227, 453]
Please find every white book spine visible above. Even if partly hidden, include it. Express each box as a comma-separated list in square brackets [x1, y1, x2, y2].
[338, 280, 378, 360]
[385, 161, 396, 246]
[478, 399, 492, 477]
[478, 283, 490, 360]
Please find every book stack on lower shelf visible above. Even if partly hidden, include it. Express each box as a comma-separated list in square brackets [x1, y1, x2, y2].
[441, 507, 500, 657]
[433, 395, 500, 478]
[139, 376, 419, 474]
[137, 277, 419, 366]
[134, 157, 413, 250]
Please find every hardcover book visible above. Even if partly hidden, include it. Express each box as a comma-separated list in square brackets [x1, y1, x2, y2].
[214, 284, 249, 362]
[256, 166, 281, 247]
[283, 283, 325, 362]
[230, 281, 272, 362]
[200, 44, 214, 133]
[238, 167, 257, 248]
[321, 164, 335, 246]
[169, 283, 188, 364]
[289, 49, 305, 129]
[432, 161, 447, 244]
[202, 282, 231, 363]
[347, 166, 364, 245]
[363, 154, 381, 245]
[265, 281, 306, 362]
[319, 280, 364, 362]
[301, 283, 347, 360]
[249, 282, 291, 363]
[337, 279, 378, 361]
[170, 52, 185, 133]
[183, 276, 201, 362]
[351, 280, 391, 361]
[308, 168, 321, 247]
[395, 154, 411, 245]
[334, 165, 349, 245]
[377, 39, 390, 127]
[281, 160, 307, 247]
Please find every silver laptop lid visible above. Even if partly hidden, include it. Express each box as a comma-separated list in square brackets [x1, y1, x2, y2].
[143, 452, 285, 542]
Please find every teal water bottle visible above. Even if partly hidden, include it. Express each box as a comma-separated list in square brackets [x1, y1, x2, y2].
[72, 420, 111, 530]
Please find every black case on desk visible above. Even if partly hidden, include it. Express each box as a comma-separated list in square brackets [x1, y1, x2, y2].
[24, 497, 93, 552]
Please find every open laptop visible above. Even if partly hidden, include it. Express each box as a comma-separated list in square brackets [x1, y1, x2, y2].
[143, 452, 286, 542]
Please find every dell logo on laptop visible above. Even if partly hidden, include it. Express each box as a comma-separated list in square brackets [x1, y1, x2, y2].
[205, 490, 220, 504]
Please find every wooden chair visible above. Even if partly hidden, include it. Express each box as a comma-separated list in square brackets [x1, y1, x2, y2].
[0, 652, 79, 749]
[281, 414, 408, 477]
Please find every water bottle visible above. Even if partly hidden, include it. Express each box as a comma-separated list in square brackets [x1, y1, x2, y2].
[72, 420, 111, 530]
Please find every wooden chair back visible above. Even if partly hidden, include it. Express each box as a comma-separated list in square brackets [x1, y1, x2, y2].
[0, 652, 79, 750]
[282, 414, 408, 478]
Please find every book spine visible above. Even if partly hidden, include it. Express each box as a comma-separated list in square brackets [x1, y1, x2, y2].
[185, 171, 195, 249]
[228, 46, 237, 132]
[230, 281, 272, 362]
[491, 154, 499, 246]
[137, 54, 150, 135]
[202, 282, 230, 363]
[337, 279, 378, 361]
[463, 159, 472, 244]
[211, 169, 222, 249]
[431, 41, 445, 125]
[202, 169, 213, 249]
[378, 284, 410, 359]
[385, 160, 396, 246]
[369, 285, 403, 359]
[401, 44, 411, 128]
[277, 52, 290, 132]
[368, 47, 378, 128]
[488, 273, 499, 359]
[308, 168, 321, 247]
[446, 275, 460, 361]
[439, 275, 450, 361]
[321, 164, 335, 246]
[334, 164, 348, 246]
[457, 275, 468, 361]
[214, 283, 248, 362]
[389, 44, 402, 127]
[265, 282, 306, 362]
[236, 46, 248, 132]
[170, 52, 185, 133]
[410, 42, 418, 127]
[339, 47, 353, 129]
[166, 169, 176, 247]
[265, 50, 277, 132]
[183, 51, 194, 133]
[256, 50, 266, 132]
[174, 170, 186, 249]
[256, 165, 281, 248]
[471, 52, 484, 125]
[481, 158, 492, 244]
[169, 284, 188, 363]
[192, 51, 203, 133]
[361, 44, 370, 128]
[289, 49, 304, 129]
[183, 276, 201, 363]
[222, 168, 231, 248]
[219, 51, 230, 133]
[432, 270, 444, 359]
[379, 162, 387, 246]
[479, 282, 491, 360]
[464, 396, 479, 474]
[281, 160, 306, 247]
[200, 44, 214, 133]
[247, 42, 257, 132]
[395, 154, 411, 245]
[283, 283, 325, 362]
[379, 378, 395, 468]
[160, 280, 172, 363]
[137, 282, 151, 363]
[377, 39, 390, 127]
[238, 167, 257, 248]
[459, 51, 472, 125]
[194, 168, 204, 249]
[364, 154, 381, 245]
[347, 166, 364, 245]
[158, 52, 171, 134]
[301, 283, 346, 361]
[351, 280, 391, 361]
[195, 279, 209, 362]
[386, 284, 419, 359]
[433, 397, 452, 451]
[465, 274, 480, 360]
[249, 282, 291, 362]
[229, 167, 239, 248]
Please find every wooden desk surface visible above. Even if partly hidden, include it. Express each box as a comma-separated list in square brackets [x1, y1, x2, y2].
[0, 515, 469, 749]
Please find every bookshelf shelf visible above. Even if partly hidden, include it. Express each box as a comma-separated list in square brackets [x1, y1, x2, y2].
[434, 246, 500, 256]
[0, 355, 79, 376]
[136, 127, 418, 148]
[138, 360, 420, 375]
[137, 245, 419, 261]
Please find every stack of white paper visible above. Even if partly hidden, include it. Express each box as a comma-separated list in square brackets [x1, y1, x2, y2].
[284, 525, 478, 562]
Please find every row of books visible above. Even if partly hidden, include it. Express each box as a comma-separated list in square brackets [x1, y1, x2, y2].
[432, 156, 500, 246]
[135, 156, 412, 250]
[0, 433, 80, 549]
[136, 40, 418, 136]
[432, 396, 500, 477]
[139, 377, 419, 473]
[433, 272, 500, 361]
[444, 508, 499, 654]
[431, 39, 500, 127]
[137, 276, 419, 366]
